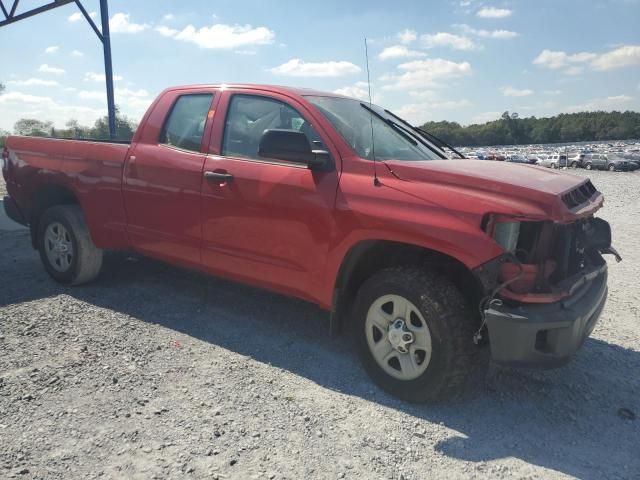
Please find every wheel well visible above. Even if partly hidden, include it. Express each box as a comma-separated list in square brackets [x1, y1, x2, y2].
[331, 240, 484, 335]
[29, 184, 80, 249]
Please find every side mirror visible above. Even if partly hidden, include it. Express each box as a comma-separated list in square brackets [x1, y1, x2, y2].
[258, 129, 331, 171]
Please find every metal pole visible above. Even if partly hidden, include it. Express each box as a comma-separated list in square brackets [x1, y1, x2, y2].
[99, 0, 116, 139]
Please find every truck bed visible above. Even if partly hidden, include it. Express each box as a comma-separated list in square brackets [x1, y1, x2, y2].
[3, 135, 132, 249]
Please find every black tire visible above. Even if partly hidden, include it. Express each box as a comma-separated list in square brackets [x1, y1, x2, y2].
[37, 205, 103, 285]
[352, 266, 478, 403]
[550, 163, 557, 169]
[570, 161, 578, 168]
[608, 164, 616, 171]
[585, 163, 592, 170]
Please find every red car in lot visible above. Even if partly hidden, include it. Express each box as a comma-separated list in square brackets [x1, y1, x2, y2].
[2, 84, 619, 402]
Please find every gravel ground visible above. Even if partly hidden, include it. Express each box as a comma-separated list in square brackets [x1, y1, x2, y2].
[0, 170, 639, 480]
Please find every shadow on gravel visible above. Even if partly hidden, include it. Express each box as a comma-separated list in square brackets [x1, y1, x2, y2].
[1, 230, 638, 479]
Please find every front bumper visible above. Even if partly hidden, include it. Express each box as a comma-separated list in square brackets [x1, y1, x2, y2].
[2, 195, 28, 226]
[485, 265, 608, 367]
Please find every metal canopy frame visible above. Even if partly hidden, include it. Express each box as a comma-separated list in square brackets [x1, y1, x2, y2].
[0, 0, 117, 139]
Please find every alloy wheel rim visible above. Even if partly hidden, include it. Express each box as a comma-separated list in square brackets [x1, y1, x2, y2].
[44, 222, 74, 272]
[365, 294, 432, 381]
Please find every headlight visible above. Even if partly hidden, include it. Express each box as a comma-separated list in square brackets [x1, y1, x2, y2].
[483, 215, 521, 253]
[493, 221, 520, 253]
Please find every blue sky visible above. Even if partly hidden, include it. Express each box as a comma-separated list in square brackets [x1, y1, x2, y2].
[1, 0, 639, 131]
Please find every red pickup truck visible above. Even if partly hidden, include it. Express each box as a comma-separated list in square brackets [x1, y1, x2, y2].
[2, 84, 619, 402]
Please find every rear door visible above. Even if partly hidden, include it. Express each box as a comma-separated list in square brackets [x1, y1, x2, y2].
[123, 90, 217, 267]
[200, 89, 340, 301]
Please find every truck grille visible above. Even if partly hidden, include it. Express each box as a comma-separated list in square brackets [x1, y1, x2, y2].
[561, 181, 598, 209]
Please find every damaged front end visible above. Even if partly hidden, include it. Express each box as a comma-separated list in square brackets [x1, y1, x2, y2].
[473, 182, 620, 367]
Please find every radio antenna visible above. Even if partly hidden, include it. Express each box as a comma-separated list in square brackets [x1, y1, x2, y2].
[364, 38, 380, 186]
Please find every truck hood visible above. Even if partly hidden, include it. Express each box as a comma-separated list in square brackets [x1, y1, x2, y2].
[383, 159, 603, 221]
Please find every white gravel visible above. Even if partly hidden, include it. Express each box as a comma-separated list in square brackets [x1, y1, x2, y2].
[0, 170, 639, 480]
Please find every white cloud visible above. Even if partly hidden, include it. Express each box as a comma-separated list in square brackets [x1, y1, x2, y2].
[378, 45, 426, 60]
[398, 29, 417, 45]
[501, 86, 534, 97]
[0, 91, 107, 130]
[109, 13, 149, 34]
[38, 64, 65, 75]
[544, 90, 563, 95]
[567, 95, 633, 113]
[7, 78, 60, 87]
[79, 90, 106, 101]
[455, 24, 518, 39]
[156, 26, 179, 37]
[381, 58, 472, 90]
[84, 72, 124, 82]
[395, 99, 472, 123]
[71, 50, 84, 57]
[45, 46, 59, 54]
[477, 7, 513, 18]
[533, 45, 640, 73]
[78, 88, 149, 106]
[591, 45, 640, 71]
[158, 23, 275, 49]
[269, 59, 361, 77]
[0, 91, 55, 105]
[333, 81, 382, 102]
[162, 14, 175, 21]
[68, 11, 96, 22]
[421, 32, 477, 51]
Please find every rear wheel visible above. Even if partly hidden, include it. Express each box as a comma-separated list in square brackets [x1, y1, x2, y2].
[38, 205, 103, 285]
[353, 266, 478, 402]
[608, 164, 616, 171]
[550, 163, 557, 169]
[585, 163, 593, 170]
[570, 161, 578, 168]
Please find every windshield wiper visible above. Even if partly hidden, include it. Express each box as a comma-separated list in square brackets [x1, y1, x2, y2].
[360, 103, 417, 146]
[360, 103, 447, 159]
[383, 109, 466, 159]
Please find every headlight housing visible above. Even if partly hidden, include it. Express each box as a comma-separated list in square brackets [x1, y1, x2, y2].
[483, 215, 521, 253]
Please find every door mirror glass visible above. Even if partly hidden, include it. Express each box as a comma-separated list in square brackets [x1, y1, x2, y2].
[258, 129, 330, 170]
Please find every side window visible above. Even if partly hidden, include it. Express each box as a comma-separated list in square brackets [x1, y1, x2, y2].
[222, 94, 323, 161]
[159, 94, 213, 152]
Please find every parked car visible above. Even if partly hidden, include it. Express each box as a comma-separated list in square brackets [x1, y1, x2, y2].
[2, 83, 618, 402]
[583, 153, 631, 171]
[568, 152, 587, 168]
[537, 154, 568, 168]
[506, 154, 529, 164]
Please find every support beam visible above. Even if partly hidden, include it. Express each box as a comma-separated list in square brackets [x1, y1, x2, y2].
[0, 2, 9, 19]
[99, 0, 116, 139]
[0, 0, 74, 27]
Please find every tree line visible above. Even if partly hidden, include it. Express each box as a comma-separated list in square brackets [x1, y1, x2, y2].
[0, 109, 137, 148]
[420, 110, 640, 147]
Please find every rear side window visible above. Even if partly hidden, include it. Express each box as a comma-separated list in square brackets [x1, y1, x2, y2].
[160, 94, 214, 152]
[221, 94, 323, 161]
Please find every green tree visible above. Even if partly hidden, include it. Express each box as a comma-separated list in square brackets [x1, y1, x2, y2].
[91, 107, 137, 140]
[420, 110, 640, 146]
[0, 129, 10, 148]
[13, 118, 53, 137]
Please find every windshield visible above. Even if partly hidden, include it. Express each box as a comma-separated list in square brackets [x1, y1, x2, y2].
[305, 96, 445, 161]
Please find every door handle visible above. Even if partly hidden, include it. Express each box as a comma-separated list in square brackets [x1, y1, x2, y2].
[204, 170, 234, 182]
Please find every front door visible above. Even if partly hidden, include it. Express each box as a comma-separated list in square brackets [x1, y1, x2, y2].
[200, 91, 340, 301]
[123, 92, 215, 267]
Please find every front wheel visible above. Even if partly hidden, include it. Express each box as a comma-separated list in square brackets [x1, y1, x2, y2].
[570, 161, 578, 168]
[38, 205, 103, 285]
[353, 267, 479, 402]
[550, 163, 557, 169]
[608, 164, 616, 171]
[585, 163, 593, 170]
